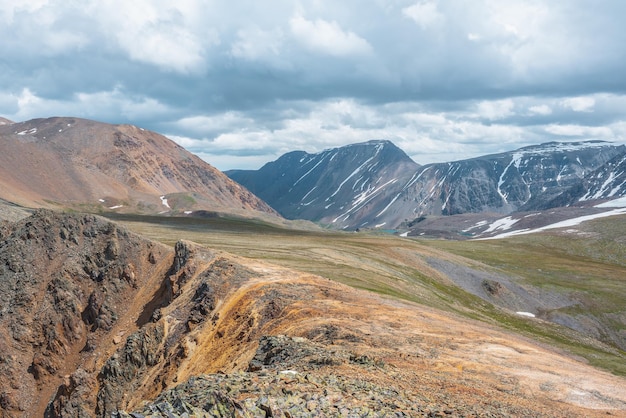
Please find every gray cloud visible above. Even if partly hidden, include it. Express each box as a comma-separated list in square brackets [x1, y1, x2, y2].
[1, 0, 625, 170]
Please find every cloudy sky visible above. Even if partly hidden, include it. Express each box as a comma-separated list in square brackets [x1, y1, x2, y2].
[2, 0, 626, 170]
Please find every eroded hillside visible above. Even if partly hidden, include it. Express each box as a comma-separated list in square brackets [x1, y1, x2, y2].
[0, 211, 625, 417]
[0, 117, 277, 219]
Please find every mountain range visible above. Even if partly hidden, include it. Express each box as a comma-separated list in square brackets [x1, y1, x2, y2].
[0, 116, 625, 416]
[227, 139, 626, 230]
[0, 117, 277, 220]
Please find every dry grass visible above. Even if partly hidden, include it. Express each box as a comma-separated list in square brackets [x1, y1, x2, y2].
[104, 212, 626, 376]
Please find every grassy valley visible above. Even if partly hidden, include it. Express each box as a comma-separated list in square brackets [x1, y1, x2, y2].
[105, 212, 626, 377]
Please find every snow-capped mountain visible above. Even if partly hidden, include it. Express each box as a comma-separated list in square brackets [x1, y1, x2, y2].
[227, 140, 420, 228]
[539, 150, 626, 209]
[228, 140, 625, 229]
[405, 141, 624, 216]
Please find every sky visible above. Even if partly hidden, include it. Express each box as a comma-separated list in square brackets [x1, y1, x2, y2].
[1, 0, 626, 170]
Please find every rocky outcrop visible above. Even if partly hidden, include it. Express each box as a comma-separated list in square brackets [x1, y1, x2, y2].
[538, 150, 626, 209]
[1, 210, 625, 417]
[0, 210, 171, 417]
[96, 324, 165, 417]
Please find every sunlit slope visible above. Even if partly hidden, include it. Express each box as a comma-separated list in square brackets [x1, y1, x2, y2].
[107, 213, 626, 376]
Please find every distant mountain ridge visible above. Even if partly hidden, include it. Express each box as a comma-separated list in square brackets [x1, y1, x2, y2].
[0, 117, 278, 219]
[228, 140, 626, 229]
[538, 150, 626, 209]
[227, 140, 420, 228]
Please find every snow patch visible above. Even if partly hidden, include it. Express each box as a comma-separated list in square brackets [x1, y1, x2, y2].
[497, 153, 522, 203]
[294, 155, 328, 186]
[595, 196, 626, 208]
[516, 312, 536, 318]
[523, 212, 541, 218]
[399, 231, 409, 237]
[483, 216, 519, 233]
[301, 186, 317, 202]
[160, 195, 171, 209]
[279, 370, 298, 376]
[184, 210, 193, 214]
[98, 199, 105, 203]
[483, 208, 626, 239]
[462, 220, 488, 233]
[17, 128, 37, 135]
[109, 205, 123, 209]
[375, 222, 386, 228]
[376, 192, 401, 217]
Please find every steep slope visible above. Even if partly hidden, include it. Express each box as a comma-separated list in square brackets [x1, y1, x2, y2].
[405, 141, 622, 214]
[539, 150, 626, 209]
[0, 117, 277, 218]
[2, 211, 625, 417]
[227, 140, 420, 228]
[0, 210, 173, 416]
[230, 140, 625, 229]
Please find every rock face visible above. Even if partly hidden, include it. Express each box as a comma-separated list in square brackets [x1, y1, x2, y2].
[0, 117, 277, 218]
[227, 140, 420, 228]
[539, 150, 626, 209]
[228, 140, 625, 229]
[0, 210, 172, 417]
[1, 210, 626, 417]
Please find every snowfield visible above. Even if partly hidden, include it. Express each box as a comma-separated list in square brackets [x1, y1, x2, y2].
[595, 196, 626, 208]
[479, 208, 626, 240]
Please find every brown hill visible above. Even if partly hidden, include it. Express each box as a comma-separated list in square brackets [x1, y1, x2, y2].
[0, 210, 625, 417]
[0, 117, 277, 218]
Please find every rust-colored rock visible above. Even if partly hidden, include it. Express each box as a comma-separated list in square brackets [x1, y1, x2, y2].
[0, 117, 278, 219]
[0, 210, 625, 417]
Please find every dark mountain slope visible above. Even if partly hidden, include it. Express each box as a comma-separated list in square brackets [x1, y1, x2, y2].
[228, 140, 420, 228]
[228, 140, 625, 229]
[539, 150, 626, 209]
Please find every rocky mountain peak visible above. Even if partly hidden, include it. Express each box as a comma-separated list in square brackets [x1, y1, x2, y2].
[227, 139, 420, 228]
[229, 139, 626, 229]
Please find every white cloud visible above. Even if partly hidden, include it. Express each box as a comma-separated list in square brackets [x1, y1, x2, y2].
[229, 25, 295, 71]
[1, 0, 625, 172]
[0, 0, 48, 24]
[545, 124, 612, 137]
[231, 26, 284, 62]
[42, 30, 89, 54]
[86, 1, 216, 74]
[560, 96, 595, 112]
[4, 87, 170, 122]
[402, 1, 444, 29]
[289, 15, 372, 57]
[528, 104, 552, 115]
[476, 99, 515, 120]
[174, 112, 255, 136]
